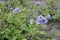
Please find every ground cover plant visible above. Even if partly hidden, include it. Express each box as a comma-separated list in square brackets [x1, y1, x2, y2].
[0, 0, 60, 40]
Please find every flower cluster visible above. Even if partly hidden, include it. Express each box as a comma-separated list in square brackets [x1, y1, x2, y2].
[36, 15, 48, 24]
[30, 14, 52, 25]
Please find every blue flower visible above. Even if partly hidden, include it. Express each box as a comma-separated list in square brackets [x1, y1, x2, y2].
[46, 14, 52, 20]
[41, 18, 48, 24]
[37, 15, 44, 20]
[37, 18, 48, 24]
[37, 15, 48, 24]
[13, 7, 20, 13]
[36, 1, 40, 5]
[36, 20, 42, 24]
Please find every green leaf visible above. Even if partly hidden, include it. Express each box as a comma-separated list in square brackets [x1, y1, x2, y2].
[12, 36, 17, 40]
[22, 38, 27, 40]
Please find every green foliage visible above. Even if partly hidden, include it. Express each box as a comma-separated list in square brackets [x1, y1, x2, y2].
[0, 0, 60, 40]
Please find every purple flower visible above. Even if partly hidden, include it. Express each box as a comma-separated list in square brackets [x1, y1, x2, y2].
[30, 19, 34, 24]
[36, 15, 48, 24]
[38, 15, 44, 20]
[36, 20, 42, 24]
[37, 18, 48, 24]
[36, 1, 40, 5]
[46, 14, 52, 20]
[41, 19, 48, 24]
[13, 7, 20, 13]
